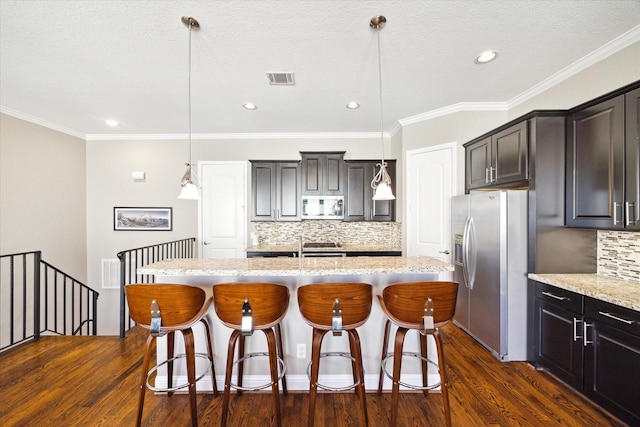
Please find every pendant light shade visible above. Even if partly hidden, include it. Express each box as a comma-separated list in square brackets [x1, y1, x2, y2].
[178, 16, 200, 200]
[370, 15, 395, 201]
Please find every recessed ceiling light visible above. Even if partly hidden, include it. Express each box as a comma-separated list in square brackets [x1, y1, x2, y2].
[346, 102, 360, 109]
[243, 103, 258, 110]
[475, 50, 498, 64]
[105, 119, 120, 127]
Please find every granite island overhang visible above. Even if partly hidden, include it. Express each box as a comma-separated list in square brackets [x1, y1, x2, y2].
[137, 256, 454, 392]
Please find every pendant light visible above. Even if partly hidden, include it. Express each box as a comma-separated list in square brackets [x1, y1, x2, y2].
[178, 16, 200, 200]
[370, 15, 395, 201]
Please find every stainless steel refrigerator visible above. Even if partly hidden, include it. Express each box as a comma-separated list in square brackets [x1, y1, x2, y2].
[451, 190, 528, 361]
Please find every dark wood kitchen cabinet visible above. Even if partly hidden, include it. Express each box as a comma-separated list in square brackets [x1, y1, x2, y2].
[343, 160, 395, 221]
[465, 121, 528, 191]
[584, 298, 640, 425]
[566, 82, 640, 230]
[533, 279, 640, 425]
[534, 281, 584, 390]
[301, 152, 344, 195]
[250, 161, 301, 221]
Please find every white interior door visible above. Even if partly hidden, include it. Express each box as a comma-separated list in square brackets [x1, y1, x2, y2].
[406, 143, 456, 260]
[200, 162, 247, 258]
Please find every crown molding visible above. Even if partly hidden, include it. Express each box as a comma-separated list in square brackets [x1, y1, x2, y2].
[85, 131, 389, 141]
[508, 24, 640, 109]
[0, 107, 85, 139]
[398, 102, 509, 127]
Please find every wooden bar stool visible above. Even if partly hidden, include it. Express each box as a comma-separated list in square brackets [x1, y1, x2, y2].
[376, 281, 458, 427]
[125, 283, 217, 427]
[212, 282, 289, 427]
[297, 282, 373, 427]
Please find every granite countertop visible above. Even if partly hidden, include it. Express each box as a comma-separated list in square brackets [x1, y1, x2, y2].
[529, 273, 640, 312]
[139, 256, 452, 277]
[246, 243, 402, 253]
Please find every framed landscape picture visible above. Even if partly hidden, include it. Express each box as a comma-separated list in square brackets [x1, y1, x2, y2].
[114, 207, 172, 231]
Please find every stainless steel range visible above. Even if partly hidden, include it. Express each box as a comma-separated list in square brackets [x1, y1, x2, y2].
[301, 242, 346, 257]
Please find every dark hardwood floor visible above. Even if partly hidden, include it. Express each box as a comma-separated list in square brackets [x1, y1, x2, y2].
[0, 323, 626, 426]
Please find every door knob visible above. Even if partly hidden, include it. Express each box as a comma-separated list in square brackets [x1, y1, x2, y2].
[203, 242, 211, 245]
[438, 250, 450, 255]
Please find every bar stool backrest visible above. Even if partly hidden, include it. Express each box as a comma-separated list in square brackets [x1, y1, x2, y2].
[125, 284, 208, 329]
[213, 282, 290, 330]
[381, 281, 458, 329]
[298, 282, 372, 330]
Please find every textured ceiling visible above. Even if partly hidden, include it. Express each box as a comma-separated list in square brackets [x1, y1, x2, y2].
[1, 0, 639, 138]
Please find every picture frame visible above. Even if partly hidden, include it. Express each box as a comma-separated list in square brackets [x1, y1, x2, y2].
[114, 207, 173, 231]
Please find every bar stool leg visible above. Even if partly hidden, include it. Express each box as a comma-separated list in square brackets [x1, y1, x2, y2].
[377, 319, 391, 394]
[265, 328, 283, 427]
[308, 328, 326, 427]
[183, 328, 199, 427]
[167, 331, 175, 394]
[434, 329, 452, 427]
[221, 330, 241, 427]
[420, 332, 429, 396]
[275, 323, 288, 394]
[348, 329, 369, 427]
[237, 334, 245, 396]
[391, 327, 409, 427]
[200, 317, 218, 396]
[136, 335, 155, 427]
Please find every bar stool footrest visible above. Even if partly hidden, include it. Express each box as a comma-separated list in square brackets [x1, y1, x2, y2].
[230, 352, 286, 391]
[307, 352, 360, 392]
[381, 351, 441, 390]
[146, 353, 212, 392]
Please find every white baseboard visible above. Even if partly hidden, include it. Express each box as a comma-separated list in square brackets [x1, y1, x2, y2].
[155, 373, 442, 392]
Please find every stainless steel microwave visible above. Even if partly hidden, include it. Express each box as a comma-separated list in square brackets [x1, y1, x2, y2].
[301, 195, 344, 219]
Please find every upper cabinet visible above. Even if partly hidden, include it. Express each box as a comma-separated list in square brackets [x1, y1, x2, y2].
[250, 161, 301, 221]
[465, 121, 528, 191]
[301, 152, 344, 195]
[344, 160, 396, 222]
[566, 83, 640, 229]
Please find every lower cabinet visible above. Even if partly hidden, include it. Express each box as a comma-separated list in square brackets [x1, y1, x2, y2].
[533, 280, 640, 425]
[584, 298, 640, 424]
[534, 283, 584, 390]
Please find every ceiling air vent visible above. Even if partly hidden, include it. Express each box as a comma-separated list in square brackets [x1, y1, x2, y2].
[266, 72, 295, 85]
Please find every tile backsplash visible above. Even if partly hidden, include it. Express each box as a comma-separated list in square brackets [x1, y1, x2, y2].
[253, 220, 402, 247]
[598, 230, 640, 282]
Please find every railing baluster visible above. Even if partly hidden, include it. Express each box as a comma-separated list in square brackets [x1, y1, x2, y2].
[117, 237, 195, 339]
[1, 251, 98, 352]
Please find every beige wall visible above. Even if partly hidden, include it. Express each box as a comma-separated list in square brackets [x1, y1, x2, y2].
[509, 42, 640, 118]
[0, 114, 87, 280]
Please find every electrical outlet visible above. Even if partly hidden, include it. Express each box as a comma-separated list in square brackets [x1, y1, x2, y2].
[296, 343, 306, 359]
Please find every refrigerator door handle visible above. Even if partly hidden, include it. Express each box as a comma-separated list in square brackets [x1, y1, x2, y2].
[466, 216, 476, 289]
[462, 216, 472, 289]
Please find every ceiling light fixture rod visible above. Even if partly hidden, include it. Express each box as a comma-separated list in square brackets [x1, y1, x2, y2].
[178, 16, 200, 200]
[370, 15, 395, 201]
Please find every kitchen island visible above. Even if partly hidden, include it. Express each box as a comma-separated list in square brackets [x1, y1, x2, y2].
[137, 256, 453, 392]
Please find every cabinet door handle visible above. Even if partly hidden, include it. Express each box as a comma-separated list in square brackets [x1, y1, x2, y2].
[598, 311, 635, 325]
[583, 321, 594, 346]
[541, 291, 567, 301]
[613, 202, 623, 225]
[485, 167, 490, 184]
[573, 318, 583, 342]
[626, 202, 637, 226]
[490, 166, 496, 183]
